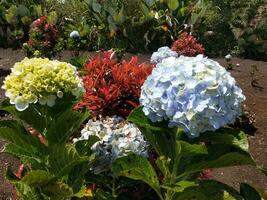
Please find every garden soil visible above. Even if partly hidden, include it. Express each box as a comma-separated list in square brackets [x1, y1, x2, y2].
[0, 48, 267, 199]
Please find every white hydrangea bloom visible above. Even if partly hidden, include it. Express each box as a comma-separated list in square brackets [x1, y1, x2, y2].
[74, 116, 147, 172]
[150, 46, 178, 64]
[140, 55, 245, 138]
[70, 30, 80, 39]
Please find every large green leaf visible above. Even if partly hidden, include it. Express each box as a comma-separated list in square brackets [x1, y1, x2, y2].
[46, 109, 90, 144]
[173, 180, 242, 200]
[240, 183, 261, 200]
[0, 124, 46, 162]
[0, 99, 46, 133]
[21, 170, 53, 187]
[198, 128, 249, 152]
[49, 144, 93, 178]
[112, 154, 162, 199]
[177, 152, 255, 180]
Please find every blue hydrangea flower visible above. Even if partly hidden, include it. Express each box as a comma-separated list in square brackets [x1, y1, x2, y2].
[140, 55, 245, 138]
[150, 46, 178, 64]
[69, 31, 80, 39]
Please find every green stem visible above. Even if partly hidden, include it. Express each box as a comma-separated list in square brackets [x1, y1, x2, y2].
[112, 177, 117, 198]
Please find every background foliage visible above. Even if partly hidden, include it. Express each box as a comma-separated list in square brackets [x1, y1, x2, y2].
[0, 0, 267, 60]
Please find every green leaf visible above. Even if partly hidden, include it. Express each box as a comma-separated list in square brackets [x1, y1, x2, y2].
[198, 128, 249, 152]
[17, 5, 29, 16]
[0, 99, 46, 133]
[92, 0, 102, 13]
[145, 0, 155, 7]
[179, 152, 255, 179]
[43, 182, 73, 200]
[21, 170, 53, 187]
[15, 182, 45, 200]
[162, 181, 198, 192]
[156, 156, 171, 179]
[49, 144, 93, 178]
[240, 183, 261, 200]
[173, 180, 242, 200]
[75, 135, 99, 156]
[94, 190, 115, 200]
[179, 141, 208, 156]
[128, 106, 164, 131]
[167, 0, 179, 11]
[112, 154, 162, 199]
[46, 109, 89, 144]
[128, 107, 177, 158]
[0, 124, 46, 162]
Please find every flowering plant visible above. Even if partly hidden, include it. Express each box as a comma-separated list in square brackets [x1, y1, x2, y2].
[0, 58, 94, 199]
[110, 55, 266, 200]
[171, 32, 205, 56]
[23, 16, 59, 58]
[76, 51, 154, 117]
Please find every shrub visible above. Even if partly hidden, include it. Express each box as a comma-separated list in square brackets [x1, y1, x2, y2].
[171, 32, 205, 56]
[23, 16, 59, 58]
[75, 51, 154, 118]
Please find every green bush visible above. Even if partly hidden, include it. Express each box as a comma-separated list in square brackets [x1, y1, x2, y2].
[199, 0, 267, 60]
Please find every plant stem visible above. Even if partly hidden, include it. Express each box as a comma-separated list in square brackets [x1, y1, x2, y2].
[112, 176, 117, 198]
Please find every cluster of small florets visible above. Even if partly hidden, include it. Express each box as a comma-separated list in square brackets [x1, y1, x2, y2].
[2, 58, 84, 111]
[74, 116, 147, 173]
[150, 46, 178, 64]
[140, 55, 245, 137]
[171, 32, 205, 57]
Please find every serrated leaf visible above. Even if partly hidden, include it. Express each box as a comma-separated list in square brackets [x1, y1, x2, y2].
[46, 109, 89, 144]
[0, 125, 46, 162]
[112, 154, 161, 198]
[49, 144, 92, 178]
[21, 170, 53, 187]
[15, 182, 45, 200]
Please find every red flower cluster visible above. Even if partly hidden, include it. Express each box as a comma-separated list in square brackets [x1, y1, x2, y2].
[26, 16, 59, 57]
[171, 32, 205, 57]
[75, 51, 154, 118]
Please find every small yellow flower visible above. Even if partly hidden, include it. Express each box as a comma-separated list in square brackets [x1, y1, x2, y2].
[161, 25, 168, 32]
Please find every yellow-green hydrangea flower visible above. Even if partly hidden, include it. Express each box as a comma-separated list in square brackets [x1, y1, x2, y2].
[2, 57, 84, 111]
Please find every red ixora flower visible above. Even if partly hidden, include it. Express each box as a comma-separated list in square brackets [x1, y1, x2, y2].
[75, 51, 154, 118]
[171, 32, 205, 57]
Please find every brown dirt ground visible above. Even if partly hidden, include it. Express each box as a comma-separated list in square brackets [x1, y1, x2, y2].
[0, 48, 267, 199]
